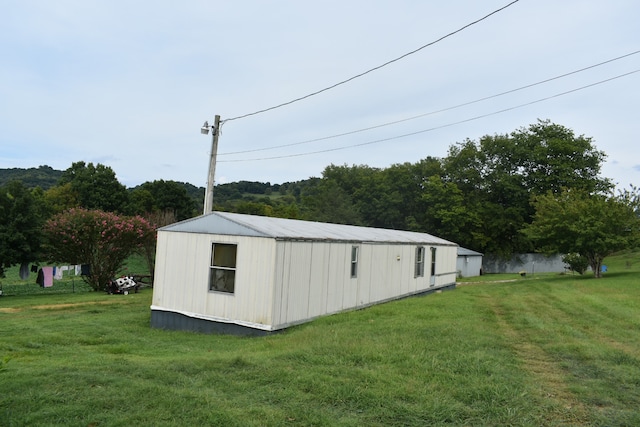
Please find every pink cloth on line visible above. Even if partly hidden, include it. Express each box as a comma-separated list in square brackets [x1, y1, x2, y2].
[42, 266, 54, 287]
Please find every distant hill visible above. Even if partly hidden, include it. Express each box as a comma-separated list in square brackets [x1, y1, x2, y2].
[0, 166, 316, 213]
[0, 165, 63, 190]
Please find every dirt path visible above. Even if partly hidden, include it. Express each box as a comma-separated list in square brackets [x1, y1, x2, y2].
[0, 300, 121, 313]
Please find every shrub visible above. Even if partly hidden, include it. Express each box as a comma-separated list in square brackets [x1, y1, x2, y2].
[42, 208, 156, 291]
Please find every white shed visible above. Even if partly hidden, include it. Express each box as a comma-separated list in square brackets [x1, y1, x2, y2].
[151, 211, 458, 335]
[456, 247, 484, 278]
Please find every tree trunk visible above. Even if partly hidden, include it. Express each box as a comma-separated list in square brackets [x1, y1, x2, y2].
[589, 257, 603, 278]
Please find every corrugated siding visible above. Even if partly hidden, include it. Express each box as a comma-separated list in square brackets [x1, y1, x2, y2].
[272, 241, 458, 329]
[152, 231, 208, 315]
[153, 231, 277, 328]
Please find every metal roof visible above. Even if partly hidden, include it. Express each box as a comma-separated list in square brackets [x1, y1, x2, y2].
[160, 211, 457, 246]
[457, 247, 483, 256]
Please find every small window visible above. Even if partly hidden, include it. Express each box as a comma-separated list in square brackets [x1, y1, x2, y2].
[431, 247, 437, 276]
[350, 246, 359, 278]
[209, 243, 237, 293]
[415, 246, 425, 277]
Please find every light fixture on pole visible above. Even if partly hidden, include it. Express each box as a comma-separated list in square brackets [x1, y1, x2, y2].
[200, 121, 210, 135]
[201, 115, 221, 215]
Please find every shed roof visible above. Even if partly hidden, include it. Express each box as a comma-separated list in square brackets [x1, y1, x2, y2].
[457, 247, 483, 257]
[160, 211, 457, 246]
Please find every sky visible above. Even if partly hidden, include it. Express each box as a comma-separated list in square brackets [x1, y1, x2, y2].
[1, 1, 639, 190]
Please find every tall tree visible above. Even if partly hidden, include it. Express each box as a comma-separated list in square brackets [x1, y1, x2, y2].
[302, 179, 362, 225]
[59, 161, 129, 213]
[525, 189, 640, 277]
[442, 120, 612, 255]
[132, 180, 196, 221]
[0, 181, 46, 277]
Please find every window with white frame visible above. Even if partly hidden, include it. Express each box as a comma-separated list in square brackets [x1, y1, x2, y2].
[209, 243, 237, 293]
[415, 246, 425, 277]
[350, 245, 359, 278]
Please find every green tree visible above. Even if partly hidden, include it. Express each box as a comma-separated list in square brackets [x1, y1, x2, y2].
[525, 189, 640, 278]
[416, 176, 484, 248]
[301, 179, 362, 225]
[0, 181, 46, 277]
[43, 182, 79, 214]
[59, 161, 129, 212]
[443, 120, 612, 255]
[42, 208, 156, 290]
[131, 180, 196, 221]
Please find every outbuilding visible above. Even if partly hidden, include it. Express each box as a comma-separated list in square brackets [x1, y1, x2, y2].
[151, 212, 458, 335]
[456, 247, 484, 278]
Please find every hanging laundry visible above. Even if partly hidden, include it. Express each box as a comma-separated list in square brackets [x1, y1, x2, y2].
[42, 267, 54, 288]
[53, 266, 63, 280]
[36, 269, 44, 287]
[81, 264, 91, 276]
[19, 263, 30, 280]
[31, 264, 38, 273]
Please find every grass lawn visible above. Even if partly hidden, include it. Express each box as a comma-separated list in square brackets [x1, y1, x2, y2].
[0, 253, 639, 426]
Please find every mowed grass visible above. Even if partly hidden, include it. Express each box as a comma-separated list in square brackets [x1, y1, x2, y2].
[1, 254, 639, 426]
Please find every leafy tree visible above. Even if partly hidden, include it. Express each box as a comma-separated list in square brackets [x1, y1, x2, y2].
[59, 161, 129, 212]
[132, 180, 196, 221]
[42, 208, 156, 290]
[0, 181, 46, 277]
[416, 176, 484, 248]
[525, 189, 640, 278]
[43, 182, 79, 214]
[443, 120, 612, 255]
[301, 179, 363, 225]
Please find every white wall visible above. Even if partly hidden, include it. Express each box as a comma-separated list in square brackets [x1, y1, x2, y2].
[153, 231, 458, 332]
[152, 231, 278, 329]
[273, 241, 458, 329]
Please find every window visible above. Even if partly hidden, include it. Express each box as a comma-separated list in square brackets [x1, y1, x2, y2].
[430, 247, 437, 276]
[415, 246, 425, 277]
[209, 243, 237, 293]
[350, 246, 359, 278]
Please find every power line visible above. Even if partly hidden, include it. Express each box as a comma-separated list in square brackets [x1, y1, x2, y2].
[220, 50, 640, 156]
[218, 69, 640, 163]
[222, 0, 521, 123]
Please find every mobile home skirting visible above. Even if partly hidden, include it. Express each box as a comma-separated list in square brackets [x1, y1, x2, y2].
[151, 282, 457, 335]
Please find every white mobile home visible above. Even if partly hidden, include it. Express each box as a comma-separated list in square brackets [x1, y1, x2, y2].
[151, 212, 458, 335]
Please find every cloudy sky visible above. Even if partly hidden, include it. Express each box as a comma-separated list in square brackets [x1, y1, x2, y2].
[2, 1, 639, 190]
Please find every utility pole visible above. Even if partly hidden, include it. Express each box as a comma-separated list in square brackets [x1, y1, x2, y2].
[202, 114, 220, 215]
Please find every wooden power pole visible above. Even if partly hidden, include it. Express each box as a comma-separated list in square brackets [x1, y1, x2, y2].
[203, 114, 221, 215]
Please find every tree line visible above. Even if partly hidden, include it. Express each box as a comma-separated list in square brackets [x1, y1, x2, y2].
[2, 119, 639, 283]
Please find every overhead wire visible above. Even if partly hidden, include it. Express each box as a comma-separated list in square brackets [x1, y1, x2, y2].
[219, 50, 640, 156]
[221, 0, 521, 123]
[218, 68, 640, 163]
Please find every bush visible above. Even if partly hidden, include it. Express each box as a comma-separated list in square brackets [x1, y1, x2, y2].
[562, 253, 589, 275]
[42, 208, 156, 291]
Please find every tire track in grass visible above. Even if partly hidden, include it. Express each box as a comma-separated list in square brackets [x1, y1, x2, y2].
[521, 291, 639, 360]
[483, 296, 591, 425]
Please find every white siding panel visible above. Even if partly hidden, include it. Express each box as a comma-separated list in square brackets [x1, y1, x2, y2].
[399, 246, 413, 295]
[307, 243, 329, 319]
[235, 236, 276, 326]
[151, 231, 170, 307]
[368, 245, 389, 303]
[328, 244, 349, 313]
[283, 241, 313, 324]
[273, 242, 287, 328]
